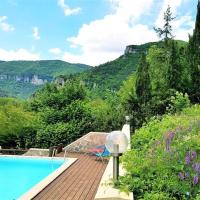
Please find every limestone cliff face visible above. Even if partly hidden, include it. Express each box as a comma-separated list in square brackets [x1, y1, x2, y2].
[0, 74, 48, 85]
[124, 45, 147, 55]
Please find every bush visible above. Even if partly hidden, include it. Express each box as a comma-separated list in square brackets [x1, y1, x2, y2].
[120, 105, 200, 199]
[29, 81, 93, 148]
[167, 91, 190, 113]
[0, 98, 38, 148]
[141, 192, 175, 200]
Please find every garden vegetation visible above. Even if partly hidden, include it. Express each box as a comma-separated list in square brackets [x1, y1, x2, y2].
[0, 2, 199, 199]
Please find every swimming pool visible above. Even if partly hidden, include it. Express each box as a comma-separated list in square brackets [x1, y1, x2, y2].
[0, 156, 76, 200]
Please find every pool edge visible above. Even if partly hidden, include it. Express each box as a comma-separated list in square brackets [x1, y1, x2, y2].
[19, 157, 77, 200]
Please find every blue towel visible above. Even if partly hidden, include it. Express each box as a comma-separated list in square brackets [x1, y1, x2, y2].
[95, 147, 110, 157]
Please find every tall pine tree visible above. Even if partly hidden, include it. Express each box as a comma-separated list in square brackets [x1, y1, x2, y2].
[167, 40, 182, 91]
[135, 54, 151, 105]
[154, 5, 175, 46]
[187, 0, 200, 103]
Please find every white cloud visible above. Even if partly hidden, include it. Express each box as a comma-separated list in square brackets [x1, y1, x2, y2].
[32, 27, 40, 40]
[0, 48, 40, 61]
[0, 16, 15, 32]
[61, 0, 194, 66]
[64, 24, 157, 65]
[63, 0, 157, 66]
[49, 48, 62, 55]
[172, 14, 194, 40]
[58, 0, 81, 16]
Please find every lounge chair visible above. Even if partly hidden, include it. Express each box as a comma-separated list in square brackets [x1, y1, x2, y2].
[87, 145, 105, 155]
[94, 145, 110, 162]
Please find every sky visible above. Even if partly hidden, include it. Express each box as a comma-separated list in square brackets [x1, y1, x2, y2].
[0, 0, 198, 66]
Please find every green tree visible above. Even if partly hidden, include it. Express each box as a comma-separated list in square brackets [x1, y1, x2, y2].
[187, 1, 200, 103]
[154, 5, 175, 46]
[135, 54, 152, 105]
[0, 98, 37, 148]
[29, 81, 93, 148]
[147, 45, 168, 93]
[167, 41, 182, 91]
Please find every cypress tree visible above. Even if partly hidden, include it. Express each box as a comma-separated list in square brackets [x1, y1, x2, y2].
[187, 0, 200, 103]
[167, 40, 182, 91]
[135, 54, 151, 105]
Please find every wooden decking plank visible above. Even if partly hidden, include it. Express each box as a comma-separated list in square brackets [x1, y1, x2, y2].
[80, 161, 103, 200]
[64, 158, 100, 200]
[49, 154, 93, 199]
[77, 161, 103, 200]
[55, 160, 93, 199]
[34, 154, 90, 199]
[33, 153, 107, 200]
[34, 157, 82, 199]
[85, 163, 106, 200]
[37, 154, 91, 200]
[57, 155, 98, 199]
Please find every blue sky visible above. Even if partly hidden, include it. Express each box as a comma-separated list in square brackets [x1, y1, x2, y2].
[0, 0, 198, 66]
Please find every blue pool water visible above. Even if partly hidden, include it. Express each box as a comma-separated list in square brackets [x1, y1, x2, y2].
[0, 157, 64, 200]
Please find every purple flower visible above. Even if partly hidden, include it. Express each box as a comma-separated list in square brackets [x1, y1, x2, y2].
[192, 163, 200, 173]
[185, 152, 191, 165]
[178, 172, 185, 180]
[168, 131, 175, 140]
[165, 131, 175, 151]
[193, 175, 199, 185]
[165, 138, 171, 151]
[191, 151, 197, 160]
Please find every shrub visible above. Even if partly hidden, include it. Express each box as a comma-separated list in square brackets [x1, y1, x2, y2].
[120, 105, 200, 199]
[29, 81, 93, 148]
[167, 91, 190, 113]
[0, 98, 38, 148]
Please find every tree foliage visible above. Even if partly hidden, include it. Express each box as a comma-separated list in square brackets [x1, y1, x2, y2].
[120, 105, 200, 199]
[135, 53, 152, 105]
[29, 81, 93, 148]
[154, 5, 175, 45]
[0, 98, 37, 148]
[187, 1, 200, 103]
[167, 41, 182, 91]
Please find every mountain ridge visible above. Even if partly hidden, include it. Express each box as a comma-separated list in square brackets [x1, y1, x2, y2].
[0, 60, 91, 98]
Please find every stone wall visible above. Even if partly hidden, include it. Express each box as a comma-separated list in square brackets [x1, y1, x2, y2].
[23, 148, 49, 156]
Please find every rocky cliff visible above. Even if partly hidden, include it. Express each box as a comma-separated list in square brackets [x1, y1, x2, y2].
[124, 45, 147, 55]
[0, 74, 50, 85]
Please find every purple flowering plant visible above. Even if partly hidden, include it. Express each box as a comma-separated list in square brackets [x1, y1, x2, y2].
[176, 149, 200, 199]
[120, 107, 200, 199]
[163, 124, 200, 195]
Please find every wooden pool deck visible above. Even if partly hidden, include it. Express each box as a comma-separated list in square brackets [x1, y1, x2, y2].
[33, 152, 108, 200]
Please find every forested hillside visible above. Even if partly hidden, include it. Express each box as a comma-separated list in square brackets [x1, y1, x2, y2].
[59, 41, 186, 99]
[0, 60, 90, 76]
[0, 60, 91, 98]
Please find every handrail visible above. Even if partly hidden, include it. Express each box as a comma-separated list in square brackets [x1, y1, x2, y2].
[63, 148, 67, 162]
[51, 148, 57, 160]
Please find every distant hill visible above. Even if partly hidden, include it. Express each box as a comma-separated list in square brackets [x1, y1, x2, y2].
[0, 60, 91, 98]
[0, 41, 187, 99]
[68, 42, 159, 96]
[62, 41, 187, 98]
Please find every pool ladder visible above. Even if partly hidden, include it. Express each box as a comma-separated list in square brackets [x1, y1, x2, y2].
[63, 148, 67, 162]
[51, 148, 57, 160]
